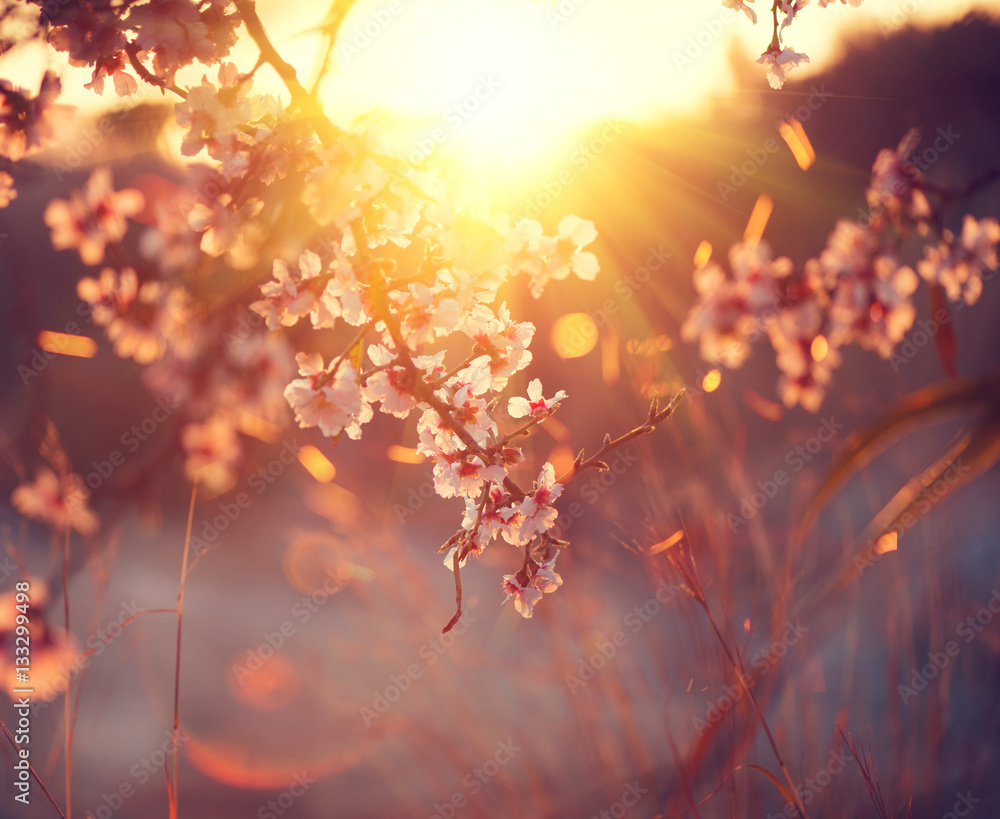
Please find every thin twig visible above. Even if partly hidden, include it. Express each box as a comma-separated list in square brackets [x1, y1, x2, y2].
[233, 0, 339, 145]
[667, 544, 809, 819]
[169, 483, 198, 819]
[0, 720, 67, 819]
[442, 551, 463, 633]
[123, 42, 187, 99]
[557, 388, 685, 484]
[62, 523, 71, 819]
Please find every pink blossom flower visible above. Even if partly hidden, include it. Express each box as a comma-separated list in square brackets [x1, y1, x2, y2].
[435, 456, 507, 500]
[778, 1, 809, 33]
[682, 241, 790, 368]
[757, 46, 809, 90]
[182, 414, 243, 493]
[724, 0, 758, 24]
[128, 0, 237, 83]
[44, 168, 144, 265]
[502, 573, 544, 618]
[766, 300, 842, 412]
[173, 63, 252, 159]
[0, 172, 16, 209]
[0, 71, 64, 161]
[507, 378, 567, 419]
[511, 464, 563, 545]
[312, 259, 366, 328]
[502, 554, 563, 618]
[463, 302, 535, 390]
[507, 216, 600, 297]
[77, 268, 191, 364]
[11, 469, 97, 536]
[866, 128, 931, 228]
[250, 256, 318, 330]
[918, 216, 1000, 305]
[303, 140, 388, 227]
[284, 353, 372, 440]
[84, 53, 138, 97]
[815, 221, 918, 357]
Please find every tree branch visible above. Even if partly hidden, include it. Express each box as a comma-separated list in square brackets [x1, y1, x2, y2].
[233, 0, 339, 146]
[557, 388, 685, 484]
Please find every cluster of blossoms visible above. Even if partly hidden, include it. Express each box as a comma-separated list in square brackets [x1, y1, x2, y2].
[1, 0, 625, 623]
[1, 0, 896, 627]
[722, 0, 864, 90]
[683, 128, 1000, 411]
[249, 223, 595, 619]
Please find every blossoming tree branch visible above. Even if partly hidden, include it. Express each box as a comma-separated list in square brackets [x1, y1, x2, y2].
[2, 0, 998, 636]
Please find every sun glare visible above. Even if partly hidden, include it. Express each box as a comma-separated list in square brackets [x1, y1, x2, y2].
[321, 0, 733, 176]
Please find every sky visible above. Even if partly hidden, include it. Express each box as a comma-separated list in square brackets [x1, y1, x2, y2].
[2, 0, 997, 168]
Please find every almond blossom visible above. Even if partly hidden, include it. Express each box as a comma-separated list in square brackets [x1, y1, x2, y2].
[507, 216, 600, 298]
[508, 379, 567, 419]
[463, 302, 535, 390]
[681, 241, 791, 369]
[866, 128, 932, 228]
[918, 216, 1000, 305]
[284, 353, 372, 440]
[0, 172, 16, 209]
[501, 573, 544, 618]
[757, 46, 809, 90]
[84, 53, 138, 96]
[435, 456, 507, 500]
[502, 554, 563, 618]
[250, 256, 319, 329]
[173, 63, 252, 160]
[511, 463, 563, 546]
[77, 267, 192, 364]
[181, 414, 243, 493]
[44, 168, 144, 266]
[0, 71, 63, 161]
[817, 221, 918, 357]
[11, 468, 98, 536]
[723, 0, 758, 24]
[767, 300, 842, 412]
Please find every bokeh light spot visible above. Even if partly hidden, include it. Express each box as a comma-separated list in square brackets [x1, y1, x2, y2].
[37, 331, 96, 358]
[547, 445, 576, 478]
[701, 368, 722, 393]
[810, 334, 829, 362]
[743, 193, 773, 245]
[875, 532, 898, 555]
[228, 652, 300, 711]
[387, 445, 425, 464]
[297, 445, 336, 482]
[283, 531, 353, 597]
[551, 312, 598, 359]
[693, 240, 712, 268]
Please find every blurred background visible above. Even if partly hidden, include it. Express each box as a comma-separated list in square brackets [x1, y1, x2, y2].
[2, 1, 1000, 817]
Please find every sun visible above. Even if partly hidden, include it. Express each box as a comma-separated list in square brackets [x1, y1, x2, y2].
[318, 0, 732, 179]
